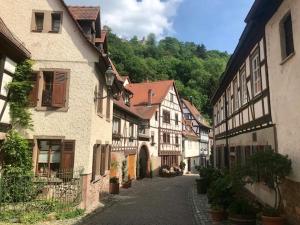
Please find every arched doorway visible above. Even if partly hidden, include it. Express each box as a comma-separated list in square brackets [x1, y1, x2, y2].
[139, 145, 150, 179]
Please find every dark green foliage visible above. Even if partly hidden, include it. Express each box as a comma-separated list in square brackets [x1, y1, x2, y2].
[246, 149, 292, 212]
[108, 31, 229, 118]
[197, 166, 222, 188]
[0, 131, 35, 203]
[7, 60, 33, 129]
[228, 197, 258, 217]
[1, 130, 32, 172]
[56, 208, 84, 220]
[207, 174, 234, 210]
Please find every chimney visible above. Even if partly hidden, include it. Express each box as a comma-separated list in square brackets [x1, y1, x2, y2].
[148, 89, 153, 106]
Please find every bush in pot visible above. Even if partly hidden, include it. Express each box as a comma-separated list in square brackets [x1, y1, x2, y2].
[196, 166, 222, 194]
[246, 149, 292, 225]
[228, 198, 258, 225]
[207, 174, 234, 222]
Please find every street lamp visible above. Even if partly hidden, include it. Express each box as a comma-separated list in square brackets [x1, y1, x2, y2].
[94, 65, 116, 101]
[105, 66, 115, 88]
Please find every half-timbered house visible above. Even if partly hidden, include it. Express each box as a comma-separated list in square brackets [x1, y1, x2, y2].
[212, 0, 300, 224]
[0, 0, 119, 210]
[182, 99, 211, 168]
[0, 18, 31, 137]
[121, 80, 183, 177]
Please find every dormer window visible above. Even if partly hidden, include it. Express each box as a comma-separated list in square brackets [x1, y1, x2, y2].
[124, 94, 130, 106]
[51, 13, 62, 33]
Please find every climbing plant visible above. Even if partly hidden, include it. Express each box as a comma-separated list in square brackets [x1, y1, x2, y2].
[7, 59, 33, 129]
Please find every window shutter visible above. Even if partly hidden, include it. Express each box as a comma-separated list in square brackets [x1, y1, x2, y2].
[100, 145, 106, 176]
[28, 73, 40, 107]
[61, 140, 75, 171]
[52, 71, 67, 108]
[97, 82, 103, 114]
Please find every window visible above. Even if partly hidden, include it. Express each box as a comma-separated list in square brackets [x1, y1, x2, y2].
[155, 111, 158, 121]
[37, 70, 68, 108]
[240, 69, 247, 105]
[129, 123, 134, 138]
[170, 93, 174, 102]
[175, 113, 179, 125]
[226, 86, 231, 116]
[280, 12, 294, 59]
[37, 139, 75, 177]
[151, 131, 155, 144]
[112, 117, 121, 135]
[175, 135, 179, 145]
[34, 13, 44, 32]
[124, 93, 130, 106]
[92, 145, 111, 181]
[163, 110, 170, 124]
[251, 51, 262, 95]
[163, 133, 170, 144]
[233, 78, 239, 110]
[51, 13, 62, 33]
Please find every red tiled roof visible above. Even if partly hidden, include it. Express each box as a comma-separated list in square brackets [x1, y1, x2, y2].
[182, 119, 199, 140]
[68, 6, 100, 20]
[126, 80, 174, 106]
[0, 17, 30, 59]
[182, 99, 211, 129]
[114, 80, 175, 120]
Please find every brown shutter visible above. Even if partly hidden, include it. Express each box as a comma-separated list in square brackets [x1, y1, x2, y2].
[52, 71, 67, 108]
[61, 140, 75, 171]
[28, 73, 40, 107]
[100, 145, 106, 176]
[106, 96, 111, 119]
[97, 82, 103, 114]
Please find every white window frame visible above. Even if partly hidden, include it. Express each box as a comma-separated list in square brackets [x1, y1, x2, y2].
[251, 52, 262, 96]
[240, 69, 247, 105]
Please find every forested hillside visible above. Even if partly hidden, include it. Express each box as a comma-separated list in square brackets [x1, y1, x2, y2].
[108, 31, 230, 120]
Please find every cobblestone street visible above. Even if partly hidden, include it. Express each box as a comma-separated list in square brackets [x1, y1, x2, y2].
[78, 175, 215, 225]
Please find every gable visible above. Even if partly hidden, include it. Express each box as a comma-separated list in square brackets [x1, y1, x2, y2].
[0, 0, 100, 63]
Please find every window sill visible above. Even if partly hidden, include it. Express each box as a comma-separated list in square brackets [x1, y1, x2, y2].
[280, 52, 295, 65]
[97, 113, 104, 118]
[48, 30, 60, 34]
[35, 106, 69, 112]
[32, 30, 43, 33]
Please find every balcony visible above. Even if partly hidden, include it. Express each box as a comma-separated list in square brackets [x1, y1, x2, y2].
[138, 127, 150, 140]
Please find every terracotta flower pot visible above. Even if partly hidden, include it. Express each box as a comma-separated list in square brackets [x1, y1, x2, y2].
[109, 182, 120, 194]
[229, 214, 256, 225]
[209, 209, 227, 222]
[261, 216, 285, 225]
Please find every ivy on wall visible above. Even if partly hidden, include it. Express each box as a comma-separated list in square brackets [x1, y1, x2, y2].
[7, 59, 33, 129]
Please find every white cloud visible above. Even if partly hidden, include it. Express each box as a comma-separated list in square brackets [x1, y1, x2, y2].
[99, 0, 183, 39]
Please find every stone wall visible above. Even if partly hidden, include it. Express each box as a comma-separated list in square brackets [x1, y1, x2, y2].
[282, 179, 300, 225]
[80, 173, 110, 211]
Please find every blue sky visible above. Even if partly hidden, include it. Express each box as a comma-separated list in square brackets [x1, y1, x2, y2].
[66, 0, 254, 53]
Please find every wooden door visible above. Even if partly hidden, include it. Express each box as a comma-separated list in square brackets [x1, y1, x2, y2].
[127, 154, 136, 180]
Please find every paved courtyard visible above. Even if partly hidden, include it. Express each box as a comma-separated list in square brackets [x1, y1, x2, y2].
[78, 175, 211, 225]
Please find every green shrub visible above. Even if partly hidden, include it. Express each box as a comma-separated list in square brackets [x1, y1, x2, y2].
[207, 175, 234, 210]
[56, 208, 84, 220]
[228, 198, 258, 217]
[197, 166, 222, 188]
[19, 211, 46, 224]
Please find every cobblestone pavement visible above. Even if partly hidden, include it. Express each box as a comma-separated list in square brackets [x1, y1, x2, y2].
[78, 175, 198, 225]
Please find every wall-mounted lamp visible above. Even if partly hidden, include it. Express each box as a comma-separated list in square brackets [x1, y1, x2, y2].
[94, 66, 116, 101]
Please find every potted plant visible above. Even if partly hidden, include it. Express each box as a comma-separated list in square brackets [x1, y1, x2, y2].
[228, 198, 258, 225]
[109, 177, 120, 194]
[196, 166, 222, 194]
[179, 161, 186, 174]
[110, 159, 119, 178]
[208, 174, 234, 222]
[246, 149, 292, 225]
[121, 160, 131, 189]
